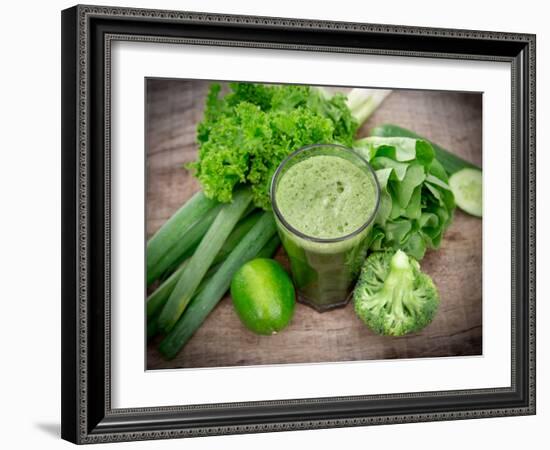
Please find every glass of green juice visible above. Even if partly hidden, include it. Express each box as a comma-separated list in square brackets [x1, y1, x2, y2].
[271, 143, 380, 312]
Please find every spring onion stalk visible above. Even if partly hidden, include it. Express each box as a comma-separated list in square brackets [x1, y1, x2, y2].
[148, 233, 280, 342]
[159, 203, 259, 280]
[146, 191, 218, 285]
[148, 260, 221, 340]
[147, 260, 189, 320]
[157, 187, 253, 333]
[147, 203, 223, 285]
[253, 234, 281, 260]
[147, 312, 160, 340]
[148, 262, 215, 340]
[146, 210, 263, 320]
[210, 210, 263, 265]
[158, 212, 278, 360]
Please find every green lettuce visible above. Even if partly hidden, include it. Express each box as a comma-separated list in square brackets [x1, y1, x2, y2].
[354, 137, 455, 260]
[189, 83, 358, 210]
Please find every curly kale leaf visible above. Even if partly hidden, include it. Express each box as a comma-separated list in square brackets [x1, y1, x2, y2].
[189, 83, 358, 210]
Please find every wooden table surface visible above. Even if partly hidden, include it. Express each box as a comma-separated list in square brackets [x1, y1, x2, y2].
[146, 79, 482, 370]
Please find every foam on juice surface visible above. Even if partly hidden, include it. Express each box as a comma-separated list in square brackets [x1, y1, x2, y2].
[275, 155, 377, 239]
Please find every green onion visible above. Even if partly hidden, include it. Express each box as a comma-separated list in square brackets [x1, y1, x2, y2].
[146, 191, 218, 285]
[148, 232, 280, 342]
[147, 204, 222, 285]
[148, 262, 215, 340]
[158, 203, 259, 281]
[370, 124, 480, 175]
[253, 234, 281, 260]
[147, 260, 189, 320]
[158, 212, 278, 360]
[146, 210, 262, 321]
[157, 187, 253, 333]
[147, 312, 160, 340]
[211, 210, 263, 265]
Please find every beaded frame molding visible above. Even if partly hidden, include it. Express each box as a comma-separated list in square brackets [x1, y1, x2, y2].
[61, 4, 536, 444]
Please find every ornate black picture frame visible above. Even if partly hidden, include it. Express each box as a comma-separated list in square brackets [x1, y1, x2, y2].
[61, 4, 536, 444]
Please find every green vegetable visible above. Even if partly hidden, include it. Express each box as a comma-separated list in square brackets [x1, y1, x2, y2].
[147, 260, 189, 320]
[254, 235, 282, 260]
[353, 250, 439, 336]
[231, 258, 295, 335]
[212, 210, 264, 264]
[158, 203, 259, 280]
[354, 136, 455, 260]
[147, 203, 222, 285]
[158, 212, 278, 359]
[157, 187, 252, 333]
[146, 191, 218, 286]
[148, 259, 223, 340]
[345, 88, 391, 126]
[148, 260, 218, 340]
[188, 83, 386, 210]
[146, 211, 263, 321]
[148, 259, 221, 340]
[369, 124, 480, 175]
[449, 168, 482, 217]
[147, 312, 160, 340]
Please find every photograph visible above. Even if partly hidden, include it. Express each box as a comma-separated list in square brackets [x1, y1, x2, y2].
[145, 79, 483, 370]
[57, 3, 536, 444]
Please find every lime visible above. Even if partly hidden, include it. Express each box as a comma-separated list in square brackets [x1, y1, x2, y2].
[230, 258, 295, 335]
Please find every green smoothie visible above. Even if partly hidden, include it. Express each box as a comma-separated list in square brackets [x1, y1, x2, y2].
[276, 155, 377, 239]
[271, 144, 379, 311]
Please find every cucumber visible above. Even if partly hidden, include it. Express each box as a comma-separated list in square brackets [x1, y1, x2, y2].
[370, 124, 480, 175]
[449, 168, 482, 217]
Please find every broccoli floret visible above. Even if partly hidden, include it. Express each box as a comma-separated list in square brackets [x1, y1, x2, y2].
[353, 250, 439, 336]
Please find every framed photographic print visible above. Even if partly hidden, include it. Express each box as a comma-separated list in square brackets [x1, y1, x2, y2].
[61, 4, 536, 444]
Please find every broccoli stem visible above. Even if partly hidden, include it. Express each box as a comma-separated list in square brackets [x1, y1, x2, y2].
[382, 250, 414, 317]
[354, 251, 440, 336]
[391, 249, 410, 270]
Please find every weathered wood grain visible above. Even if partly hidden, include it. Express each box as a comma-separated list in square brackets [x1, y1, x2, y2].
[146, 79, 482, 369]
